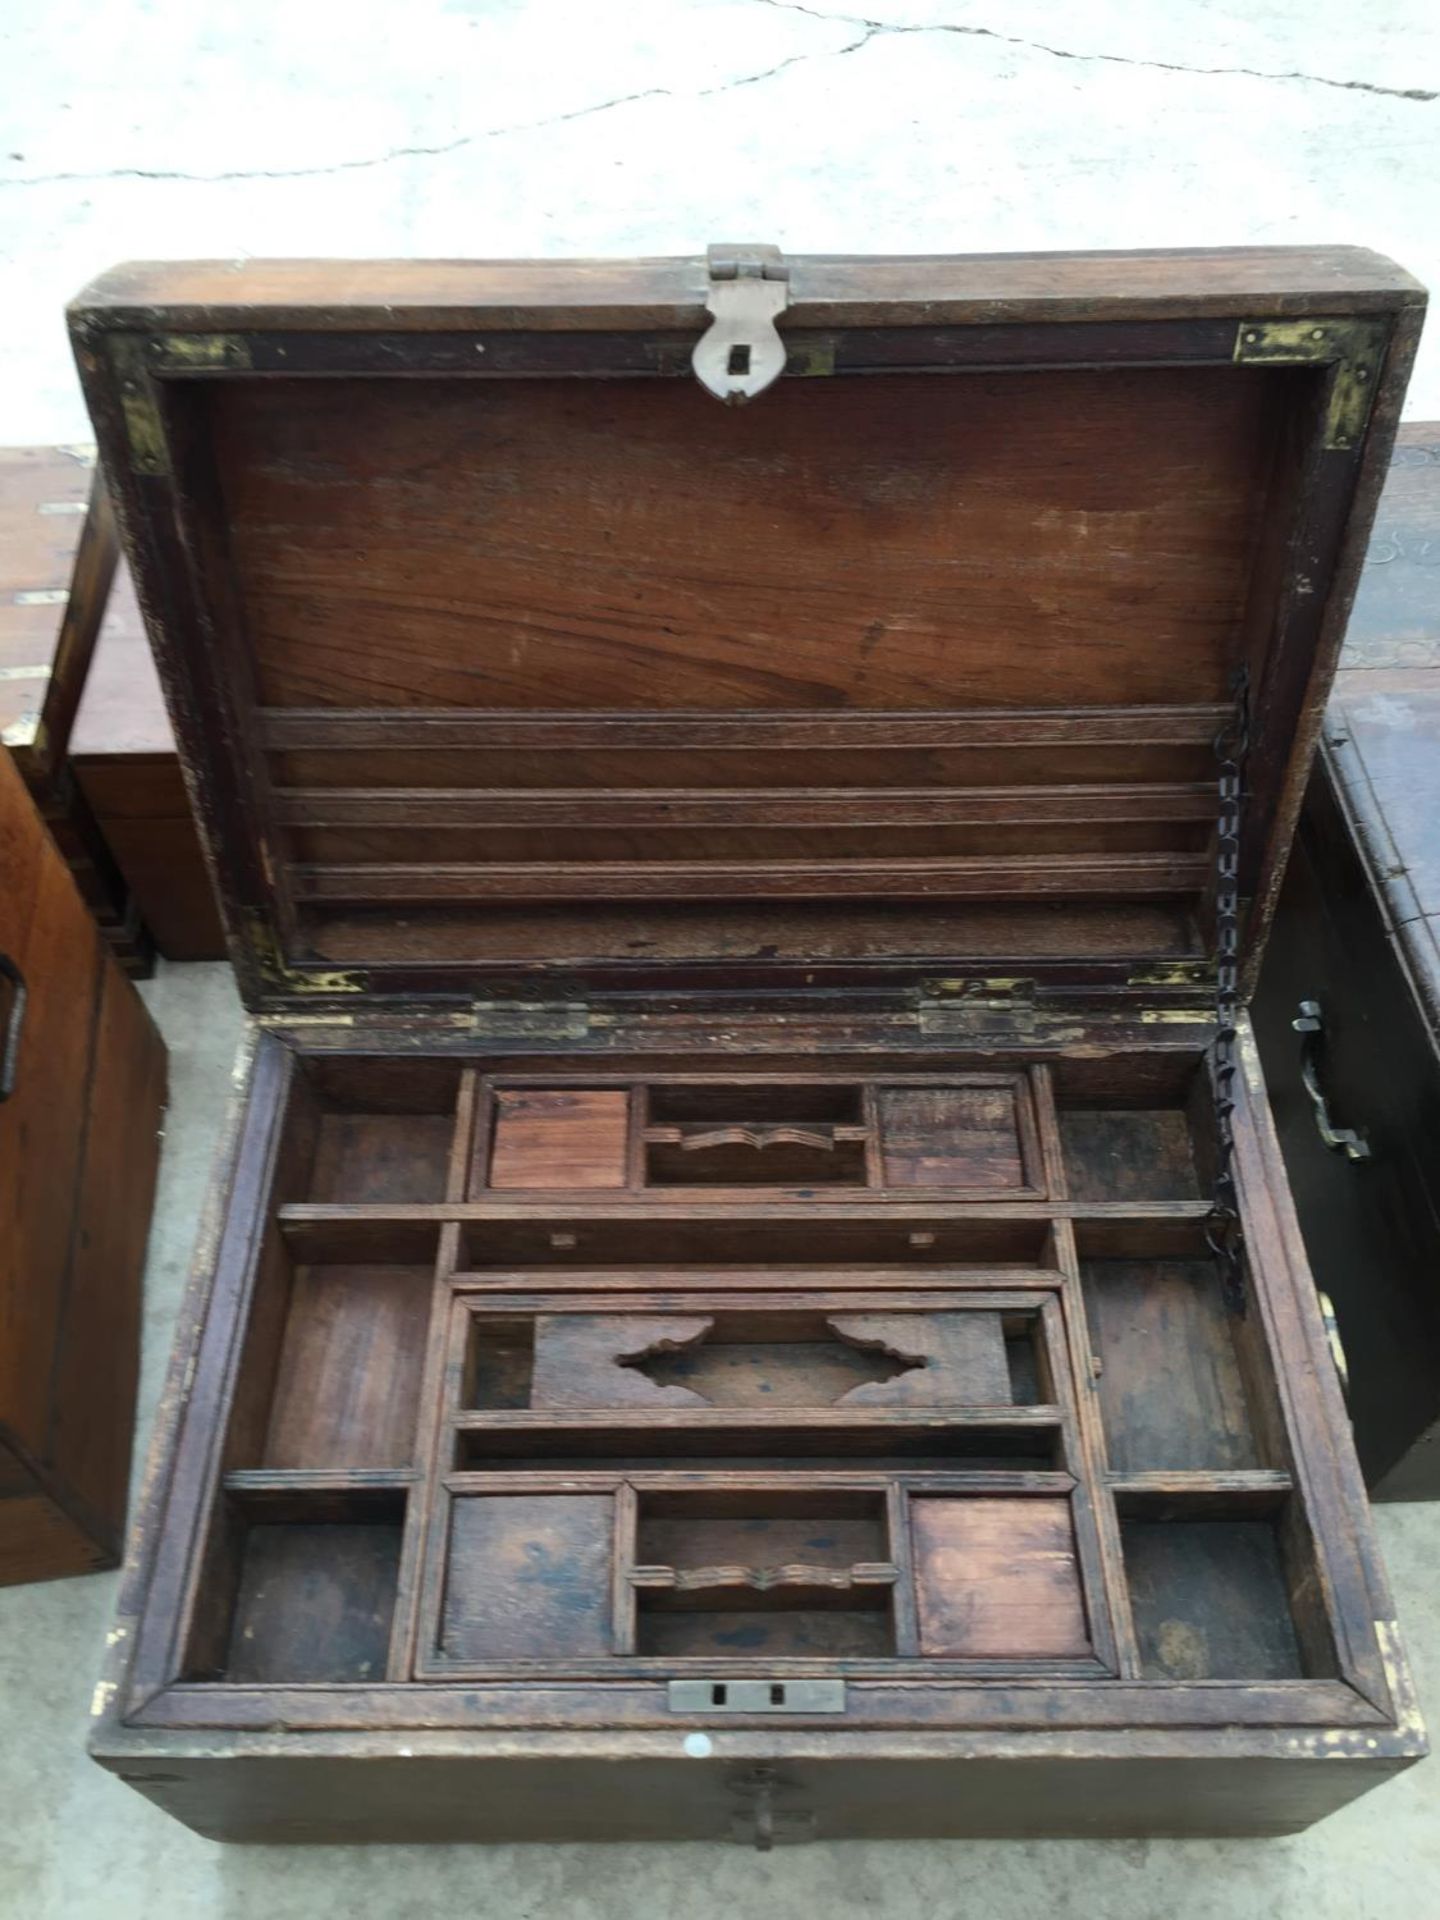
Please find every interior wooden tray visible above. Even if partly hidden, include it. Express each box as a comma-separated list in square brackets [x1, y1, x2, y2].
[174, 1045, 1338, 1699]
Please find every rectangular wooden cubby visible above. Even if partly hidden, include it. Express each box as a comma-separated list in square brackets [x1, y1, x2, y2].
[164, 1047, 1354, 1714]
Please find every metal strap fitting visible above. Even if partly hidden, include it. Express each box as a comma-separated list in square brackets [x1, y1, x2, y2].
[1206, 664, 1250, 1315]
[692, 243, 791, 404]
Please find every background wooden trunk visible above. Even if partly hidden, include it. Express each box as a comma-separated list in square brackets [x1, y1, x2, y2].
[0, 743, 167, 1583]
[1255, 423, 1440, 1498]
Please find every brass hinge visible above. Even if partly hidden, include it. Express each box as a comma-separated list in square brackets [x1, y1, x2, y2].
[1233, 316, 1390, 451]
[257, 1012, 357, 1028]
[105, 334, 252, 476]
[240, 911, 368, 996]
[918, 977, 1038, 1037]
[146, 333, 252, 372]
[109, 337, 170, 477]
[692, 243, 790, 405]
[1127, 960, 1213, 990]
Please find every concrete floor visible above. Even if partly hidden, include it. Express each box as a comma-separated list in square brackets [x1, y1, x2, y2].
[4, 2, 1440, 1912]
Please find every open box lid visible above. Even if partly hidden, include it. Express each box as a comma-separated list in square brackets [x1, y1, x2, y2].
[70, 245, 1424, 1015]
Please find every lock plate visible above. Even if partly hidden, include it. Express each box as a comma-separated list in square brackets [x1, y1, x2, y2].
[692, 243, 791, 404]
[669, 1678, 846, 1714]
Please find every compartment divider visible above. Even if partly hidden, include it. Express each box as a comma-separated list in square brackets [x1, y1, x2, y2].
[861, 1083, 885, 1190]
[387, 1066, 480, 1683]
[886, 1481, 920, 1656]
[611, 1482, 639, 1656]
[223, 1467, 417, 1497]
[441, 1469, 1081, 1495]
[1107, 1470, 1294, 1517]
[1048, 1210, 1142, 1680]
[448, 1267, 1065, 1295]
[1030, 1063, 1070, 1201]
[625, 1086, 648, 1191]
[451, 1408, 1063, 1434]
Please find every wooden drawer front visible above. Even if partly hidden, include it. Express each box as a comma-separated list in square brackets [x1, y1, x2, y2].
[473, 1073, 1045, 1200]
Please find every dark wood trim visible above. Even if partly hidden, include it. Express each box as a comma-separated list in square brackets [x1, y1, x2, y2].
[124, 1034, 294, 1704]
[124, 1676, 1390, 1736]
[71, 246, 1425, 337]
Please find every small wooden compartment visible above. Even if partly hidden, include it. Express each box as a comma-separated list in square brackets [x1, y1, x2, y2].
[77, 243, 1427, 1843]
[473, 1073, 1042, 1198]
[189, 1485, 406, 1684]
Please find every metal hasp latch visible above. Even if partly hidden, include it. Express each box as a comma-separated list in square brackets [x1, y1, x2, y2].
[692, 243, 791, 404]
[726, 1767, 817, 1850]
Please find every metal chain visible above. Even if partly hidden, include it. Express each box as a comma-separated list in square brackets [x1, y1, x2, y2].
[1206, 665, 1251, 1314]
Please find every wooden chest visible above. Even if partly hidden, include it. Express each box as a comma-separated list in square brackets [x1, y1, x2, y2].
[1, 738, 166, 1582]
[0, 442, 226, 965]
[72, 245, 1428, 1842]
[0, 445, 152, 971]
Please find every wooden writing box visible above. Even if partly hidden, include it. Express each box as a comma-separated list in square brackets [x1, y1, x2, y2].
[72, 245, 1428, 1842]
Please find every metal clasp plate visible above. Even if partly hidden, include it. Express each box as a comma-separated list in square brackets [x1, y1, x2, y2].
[669, 1678, 846, 1714]
[692, 243, 791, 404]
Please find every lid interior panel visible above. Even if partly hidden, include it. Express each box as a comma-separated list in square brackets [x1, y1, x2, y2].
[210, 368, 1278, 715]
[199, 362, 1285, 984]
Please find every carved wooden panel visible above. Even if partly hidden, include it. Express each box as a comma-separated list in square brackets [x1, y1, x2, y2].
[828, 1312, 1012, 1406]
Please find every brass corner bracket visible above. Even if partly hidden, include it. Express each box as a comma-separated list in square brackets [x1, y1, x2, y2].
[1233, 316, 1390, 451]
[241, 910, 368, 998]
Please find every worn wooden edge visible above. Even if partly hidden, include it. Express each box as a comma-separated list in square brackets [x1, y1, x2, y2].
[1232, 1019, 1427, 1744]
[448, 1270, 1066, 1295]
[276, 1198, 1214, 1225]
[24, 468, 119, 788]
[86, 1025, 267, 1737]
[68, 246, 1426, 335]
[99, 1683, 1401, 1745]
[1243, 302, 1428, 997]
[263, 1011, 1217, 1057]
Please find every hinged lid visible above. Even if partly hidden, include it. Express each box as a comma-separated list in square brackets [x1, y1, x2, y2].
[69, 245, 1423, 1013]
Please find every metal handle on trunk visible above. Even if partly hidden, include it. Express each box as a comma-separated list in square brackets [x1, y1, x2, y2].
[1292, 1000, 1372, 1162]
[0, 954, 27, 1103]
